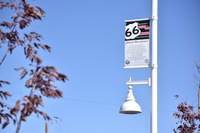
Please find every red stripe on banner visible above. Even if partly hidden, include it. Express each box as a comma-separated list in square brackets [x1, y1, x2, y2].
[138, 25, 149, 30]
[140, 32, 149, 35]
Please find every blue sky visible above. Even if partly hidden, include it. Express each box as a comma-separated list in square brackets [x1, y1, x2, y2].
[1, 0, 200, 133]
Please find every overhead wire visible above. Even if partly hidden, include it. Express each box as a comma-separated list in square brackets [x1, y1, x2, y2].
[49, 117, 71, 133]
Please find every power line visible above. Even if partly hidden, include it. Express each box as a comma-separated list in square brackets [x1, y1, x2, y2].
[49, 117, 71, 133]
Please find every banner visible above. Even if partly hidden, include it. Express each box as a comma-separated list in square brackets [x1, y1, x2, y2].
[124, 18, 150, 68]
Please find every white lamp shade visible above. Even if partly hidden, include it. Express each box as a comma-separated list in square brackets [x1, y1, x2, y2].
[119, 99, 142, 114]
[119, 85, 142, 114]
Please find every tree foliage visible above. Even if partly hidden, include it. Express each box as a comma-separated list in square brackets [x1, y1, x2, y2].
[0, 0, 67, 132]
[173, 97, 200, 133]
[173, 65, 200, 133]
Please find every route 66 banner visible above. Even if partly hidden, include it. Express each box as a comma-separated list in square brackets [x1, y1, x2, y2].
[124, 18, 150, 68]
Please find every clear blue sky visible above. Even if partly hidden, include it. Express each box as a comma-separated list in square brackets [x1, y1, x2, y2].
[1, 0, 200, 132]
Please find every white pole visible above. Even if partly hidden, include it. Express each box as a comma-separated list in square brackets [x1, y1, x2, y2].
[151, 0, 158, 132]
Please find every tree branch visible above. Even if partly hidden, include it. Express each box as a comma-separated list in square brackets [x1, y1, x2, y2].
[0, 48, 10, 66]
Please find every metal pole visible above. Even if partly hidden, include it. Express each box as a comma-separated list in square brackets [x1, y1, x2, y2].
[151, 0, 158, 132]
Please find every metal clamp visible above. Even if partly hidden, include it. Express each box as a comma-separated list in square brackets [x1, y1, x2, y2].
[152, 15, 158, 21]
[126, 77, 151, 87]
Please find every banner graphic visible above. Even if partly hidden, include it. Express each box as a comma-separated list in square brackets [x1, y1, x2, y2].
[124, 18, 150, 68]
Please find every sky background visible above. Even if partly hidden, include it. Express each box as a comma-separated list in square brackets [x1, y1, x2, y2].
[0, 0, 200, 133]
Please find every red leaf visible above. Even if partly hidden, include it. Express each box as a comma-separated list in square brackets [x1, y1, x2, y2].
[44, 45, 51, 52]
[0, 2, 9, 9]
[2, 120, 9, 129]
[25, 78, 33, 87]
[20, 69, 28, 79]
[0, 21, 11, 29]
[19, 20, 27, 29]
[36, 6, 45, 16]
[14, 66, 25, 71]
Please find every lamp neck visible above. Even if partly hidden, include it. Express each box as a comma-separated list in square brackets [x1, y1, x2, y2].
[126, 85, 136, 101]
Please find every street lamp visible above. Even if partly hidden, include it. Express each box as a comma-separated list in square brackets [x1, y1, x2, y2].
[119, 78, 142, 114]
[120, 77, 151, 114]
[120, 0, 158, 132]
